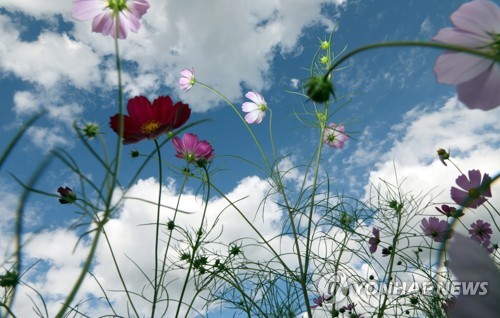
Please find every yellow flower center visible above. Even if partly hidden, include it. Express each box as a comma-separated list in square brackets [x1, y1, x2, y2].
[142, 120, 161, 134]
[468, 187, 480, 200]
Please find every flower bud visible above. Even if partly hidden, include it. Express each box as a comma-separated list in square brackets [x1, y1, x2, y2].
[305, 76, 334, 103]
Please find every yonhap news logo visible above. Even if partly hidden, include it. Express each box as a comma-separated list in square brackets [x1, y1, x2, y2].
[315, 271, 489, 302]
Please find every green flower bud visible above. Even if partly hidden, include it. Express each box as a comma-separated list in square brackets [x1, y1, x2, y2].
[305, 76, 334, 103]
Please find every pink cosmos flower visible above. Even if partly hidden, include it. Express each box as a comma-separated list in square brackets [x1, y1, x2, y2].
[242, 92, 267, 124]
[323, 123, 348, 149]
[179, 68, 196, 91]
[310, 294, 332, 309]
[420, 217, 451, 242]
[469, 220, 493, 242]
[435, 204, 463, 218]
[72, 0, 150, 39]
[368, 227, 381, 254]
[172, 133, 214, 165]
[450, 169, 492, 208]
[432, 0, 500, 110]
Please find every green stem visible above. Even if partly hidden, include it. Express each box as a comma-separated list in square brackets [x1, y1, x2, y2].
[158, 174, 188, 288]
[151, 139, 163, 317]
[196, 82, 271, 171]
[56, 22, 125, 318]
[176, 165, 211, 318]
[326, 41, 500, 78]
[377, 208, 403, 318]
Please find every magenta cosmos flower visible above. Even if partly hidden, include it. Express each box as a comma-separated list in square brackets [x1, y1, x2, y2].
[72, 0, 150, 39]
[368, 227, 381, 254]
[323, 123, 348, 149]
[179, 68, 196, 91]
[242, 92, 267, 124]
[432, 0, 500, 110]
[469, 220, 493, 242]
[450, 169, 492, 208]
[109, 95, 191, 144]
[172, 133, 214, 165]
[420, 217, 451, 242]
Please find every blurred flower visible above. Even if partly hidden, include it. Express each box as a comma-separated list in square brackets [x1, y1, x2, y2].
[179, 68, 196, 91]
[420, 217, 451, 242]
[242, 91, 267, 124]
[437, 148, 450, 166]
[469, 220, 493, 242]
[109, 95, 191, 144]
[432, 0, 500, 110]
[381, 247, 391, 257]
[435, 204, 463, 218]
[72, 0, 150, 39]
[478, 238, 496, 254]
[311, 294, 332, 309]
[0, 270, 18, 288]
[447, 233, 500, 318]
[341, 303, 356, 311]
[58, 186, 76, 204]
[323, 123, 348, 149]
[368, 227, 381, 254]
[451, 169, 492, 208]
[320, 55, 329, 65]
[305, 76, 334, 103]
[81, 122, 100, 139]
[172, 133, 214, 166]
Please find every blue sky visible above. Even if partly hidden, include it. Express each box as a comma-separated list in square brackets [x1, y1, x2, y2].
[0, 0, 499, 317]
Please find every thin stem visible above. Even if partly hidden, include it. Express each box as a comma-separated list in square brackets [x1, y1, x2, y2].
[159, 174, 188, 287]
[176, 165, 211, 318]
[101, 226, 139, 317]
[56, 23, 125, 318]
[326, 41, 500, 78]
[151, 139, 163, 317]
[377, 207, 403, 318]
[196, 82, 271, 171]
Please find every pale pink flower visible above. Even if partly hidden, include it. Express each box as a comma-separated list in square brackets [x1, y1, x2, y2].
[172, 133, 214, 166]
[242, 92, 267, 124]
[323, 123, 348, 149]
[420, 217, 452, 242]
[447, 233, 500, 318]
[179, 68, 196, 91]
[450, 169, 492, 208]
[433, 0, 500, 110]
[72, 0, 150, 39]
[469, 220, 493, 242]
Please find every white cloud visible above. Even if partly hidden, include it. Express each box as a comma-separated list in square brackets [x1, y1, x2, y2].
[420, 16, 433, 35]
[26, 126, 72, 151]
[0, 0, 71, 19]
[68, 0, 345, 111]
[0, 30, 101, 89]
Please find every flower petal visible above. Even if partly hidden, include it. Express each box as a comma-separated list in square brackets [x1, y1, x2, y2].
[450, 0, 500, 36]
[245, 91, 265, 105]
[242, 102, 258, 112]
[433, 52, 491, 85]
[447, 233, 500, 318]
[72, 0, 106, 20]
[457, 63, 500, 110]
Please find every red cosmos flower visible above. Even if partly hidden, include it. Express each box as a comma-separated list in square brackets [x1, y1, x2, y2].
[110, 95, 191, 144]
